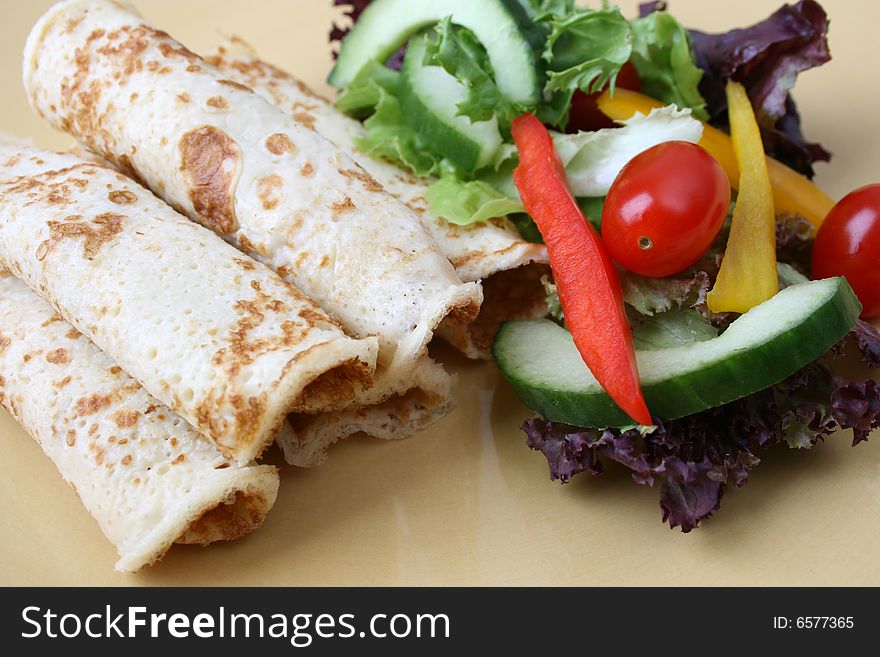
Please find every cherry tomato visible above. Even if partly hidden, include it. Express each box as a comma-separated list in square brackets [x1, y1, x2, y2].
[812, 184, 880, 318]
[601, 141, 731, 278]
[566, 62, 641, 133]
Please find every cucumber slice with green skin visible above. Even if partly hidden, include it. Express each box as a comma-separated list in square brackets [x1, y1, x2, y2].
[400, 34, 503, 173]
[493, 277, 861, 427]
[329, 0, 541, 105]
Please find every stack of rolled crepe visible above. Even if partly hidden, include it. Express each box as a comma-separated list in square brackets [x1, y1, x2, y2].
[204, 38, 551, 360]
[0, 137, 377, 463]
[2, 0, 556, 569]
[0, 131, 398, 567]
[23, 0, 485, 466]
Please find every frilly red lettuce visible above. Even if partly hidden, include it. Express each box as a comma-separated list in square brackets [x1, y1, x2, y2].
[832, 379, 880, 445]
[523, 345, 880, 531]
[775, 214, 815, 276]
[836, 320, 880, 369]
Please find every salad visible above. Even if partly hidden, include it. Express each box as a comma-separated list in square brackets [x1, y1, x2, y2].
[329, 0, 880, 530]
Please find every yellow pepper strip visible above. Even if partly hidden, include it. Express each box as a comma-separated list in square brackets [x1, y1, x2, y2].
[765, 158, 835, 229]
[596, 88, 835, 229]
[706, 81, 778, 314]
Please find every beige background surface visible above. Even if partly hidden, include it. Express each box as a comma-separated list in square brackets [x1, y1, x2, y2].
[1, 0, 878, 586]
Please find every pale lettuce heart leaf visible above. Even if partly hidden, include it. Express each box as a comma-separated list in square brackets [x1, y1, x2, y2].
[551, 104, 703, 197]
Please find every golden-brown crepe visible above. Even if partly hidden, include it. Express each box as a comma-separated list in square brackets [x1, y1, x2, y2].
[0, 137, 377, 464]
[206, 37, 551, 359]
[24, 0, 482, 375]
[60, 139, 459, 467]
[0, 270, 279, 572]
[283, 356, 454, 466]
[24, 0, 486, 462]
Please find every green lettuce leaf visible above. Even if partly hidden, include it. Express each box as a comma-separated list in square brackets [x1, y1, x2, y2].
[334, 60, 400, 119]
[632, 308, 718, 351]
[542, 273, 719, 350]
[630, 12, 709, 121]
[511, 214, 543, 243]
[425, 177, 524, 226]
[542, 7, 632, 92]
[537, 6, 632, 127]
[337, 62, 441, 177]
[620, 269, 712, 317]
[357, 94, 440, 177]
[424, 18, 521, 129]
[522, 0, 574, 19]
[577, 196, 605, 231]
[509, 200, 601, 243]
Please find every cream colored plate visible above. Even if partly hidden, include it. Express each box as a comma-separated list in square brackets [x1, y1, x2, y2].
[1, 0, 878, 585]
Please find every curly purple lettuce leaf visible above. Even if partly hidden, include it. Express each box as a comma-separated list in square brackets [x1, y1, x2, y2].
[831, 379, 880, 446]
[765, 94, 831, 177]
[852, 321, 880, 369]
[523, 355, 879, 532]
[776, 213, 815, 276]
[689, 0, 831, 177]
[834, 320, 880, 370]
[640, 0, 831, 178]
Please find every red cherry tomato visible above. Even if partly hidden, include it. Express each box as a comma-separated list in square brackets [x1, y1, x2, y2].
[812, 184, 880, 318]
[601, 141, 731, 278]
[566, 62, 641, 133]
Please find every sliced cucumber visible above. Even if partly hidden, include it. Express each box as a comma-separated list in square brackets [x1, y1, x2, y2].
[329, 0, 541, 105]
[400, 34, 503, 173]
[493, 278, 860, 427]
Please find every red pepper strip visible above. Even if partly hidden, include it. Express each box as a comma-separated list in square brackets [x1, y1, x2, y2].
[511, 113, 652, 426]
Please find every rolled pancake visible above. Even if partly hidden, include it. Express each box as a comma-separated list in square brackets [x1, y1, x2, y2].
[24, 0, 482, 379]
[284, 357, 454, 467]
[0, 138, 377, 464]
[0, 270, 279, 572]
[206, 39, 551, 359]
[62, 140, 453, 465]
